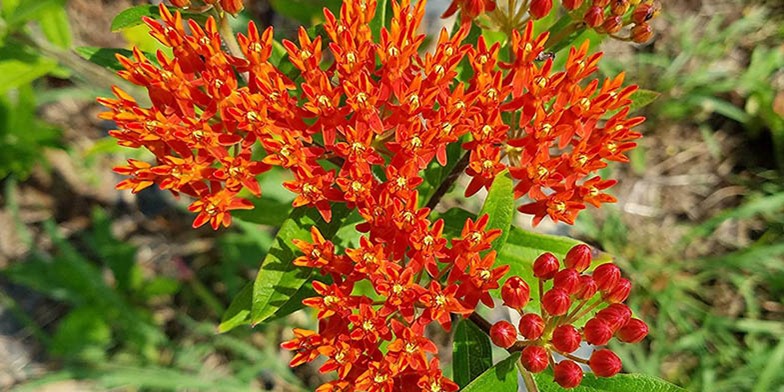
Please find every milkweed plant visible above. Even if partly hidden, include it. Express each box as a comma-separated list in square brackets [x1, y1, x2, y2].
[96, 0, 683, 390]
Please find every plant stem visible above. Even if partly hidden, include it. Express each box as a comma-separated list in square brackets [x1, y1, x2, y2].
[469, 311, 493, 332]
[517, 361, 540, 392]
[425, 152, 470, 210]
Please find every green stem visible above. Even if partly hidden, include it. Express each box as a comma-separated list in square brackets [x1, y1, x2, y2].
[425, 152, 470, 211]
[517, 360, 540, 392]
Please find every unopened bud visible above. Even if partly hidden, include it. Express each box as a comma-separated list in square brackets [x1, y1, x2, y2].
[552, 324, 582, 353]
[501, 276, 531, 310]
[611, 0, 630, 15]
[604, 278, 631, 303]
[631, 23, 653, 43]
[490, 321, 518, 349]
[584, 317, 614, 345]
[596, 303, 632, 332]
[521, 346, 549, 373]
[584, 6, 605, 28]
[542, 287, 572, 316]
[554, 360, 584, 388]
[589, 349, 622, 377]
[592, 263, 621, 292]
[554, 268, 580, 294]
[529, 0, 553, 19]
[565, 244, 592, 272]
[601, 15, 624, 34]
[533, 252, 560, 280]
[519, 313, 545, 340]
[575, 275, 598, 300]
[563, 0, 584, 10]
[617, 318, 648, 343]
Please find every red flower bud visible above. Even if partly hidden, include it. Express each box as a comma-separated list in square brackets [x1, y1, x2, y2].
[610, 0, 630, 15]
[220, 0, 244, 14]
[521, 345, 549, 373]
[533, 253, 560, 280]
[589, 349, 622, 377]
[632, 3, 656, 24]
[617, 318, 648, 343]
[542, 287, 572, 316]
[601, 15, 624, 34]
[596, 304, 632, 332]
[631, 23, 654, 43]
[529, 0, 553, 19]
[518, 313, 545, 340]
[583, 317, 614, 345]
[490, 320, 518, 348]
[604, 278, 631, 303]
[552, 324, 581, 353]
[170, 0, 191, 7]
[562, 0, 584, 10]
[592, 0, 610, 9]
[554, 268, 580, 294]
[501, 276, 531, 310]
[565, 244, 592, 272]
[584, 6, 605, 28]
[575, 275, 598, 300]
[554, 360, 584, 388]
[592, 263, 621, 292]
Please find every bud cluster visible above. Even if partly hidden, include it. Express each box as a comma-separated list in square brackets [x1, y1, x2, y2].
[490, 244, 649, 388]
[447, 0, 662, 44]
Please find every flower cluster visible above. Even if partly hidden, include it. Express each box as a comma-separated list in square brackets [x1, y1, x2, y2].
[99, 0, 652, 389]
[491, 244, 649, 388]
[284, 213, 508, 391]
[101, 2, 645, 229]
[562, 0, 662, 43]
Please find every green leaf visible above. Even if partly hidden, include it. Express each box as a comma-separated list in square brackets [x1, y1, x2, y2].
[38, 6, 72, 48]
[219, 282, 252, 333]
[478, 170, 515, 253]
[110, 5, 159, 32]
[7, 0, 64, 26]
[75, 46, 157, 71]
[628, 89, 661, 113]
[369, 0, 390, 40]
[269, 0, 341, 24]
[0, 46, 57, 95]
[535, 372, 686, 392]
[50, 308, 111, 361]
[453, 319, 493, 387]
[232, 197, 293, 227]
[461, 352, 520, 392]
[251, 205, 350, 325]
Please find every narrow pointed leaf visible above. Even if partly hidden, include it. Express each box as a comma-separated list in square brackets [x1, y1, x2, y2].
[534, 372, 686, 392]
[453, 318, 493, 387]
[478, 170, 515, 253]
[250, 205, 350, 325]
[461, 352, 521, 392]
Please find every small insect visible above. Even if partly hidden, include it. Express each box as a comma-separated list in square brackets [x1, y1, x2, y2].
[535, 52, 555, 62]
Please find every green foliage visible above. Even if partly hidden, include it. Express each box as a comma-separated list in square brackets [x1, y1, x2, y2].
[0, 84, 60, 179]
[461, 353, 520, 392]
[535, 372, 687, 392]
[75, 46, 156, 71]
[603, 6, 784, 169]
[250, 206, 351, 324]
[478, 170, 515, 254]
[452, 319, 493, 387]
[269, 0, 342, 24]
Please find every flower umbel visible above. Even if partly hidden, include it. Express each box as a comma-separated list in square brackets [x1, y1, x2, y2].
[99, 0, 655, 389]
